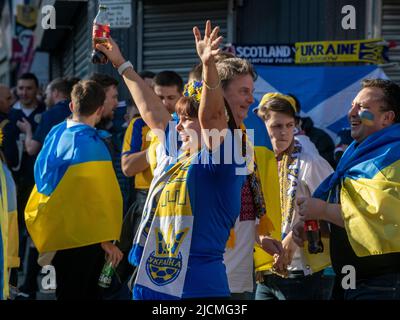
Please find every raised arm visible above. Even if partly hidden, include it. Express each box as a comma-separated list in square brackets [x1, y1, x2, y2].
[96, 38, 171, 133]
[193, 21, 227, 150]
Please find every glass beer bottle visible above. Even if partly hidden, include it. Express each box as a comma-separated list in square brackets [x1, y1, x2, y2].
[98, 260, 114, 288]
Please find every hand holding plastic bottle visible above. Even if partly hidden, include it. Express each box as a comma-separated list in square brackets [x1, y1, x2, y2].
[96, 37, 126, 68]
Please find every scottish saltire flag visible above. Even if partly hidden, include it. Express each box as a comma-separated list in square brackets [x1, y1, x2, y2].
[253, 65, 388, 140]
[315, 124, 400, 257]
[25, 121, 123, 253]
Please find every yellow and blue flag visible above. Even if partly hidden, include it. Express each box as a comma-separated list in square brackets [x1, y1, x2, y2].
[315, 123, 400, 257]
[3, 164, 18, 270]
[244, 109, 282, 272]
[25, 121, 123, 253]
[0, 161, 18, 300]
[0, 162, 7, 300]
[0, 224, 3, 300]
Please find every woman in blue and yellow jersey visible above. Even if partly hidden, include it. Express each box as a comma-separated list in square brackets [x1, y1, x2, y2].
[96, 21, 281, 300]
[183, 39, 283, 301]
[255, 93, 333, 300]
[293, 79, 400, 300]
[25, 80, 123, 300]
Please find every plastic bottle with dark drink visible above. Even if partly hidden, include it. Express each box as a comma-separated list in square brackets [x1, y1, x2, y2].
[304, 220, 324, 254]
[91, 4, 110, 64]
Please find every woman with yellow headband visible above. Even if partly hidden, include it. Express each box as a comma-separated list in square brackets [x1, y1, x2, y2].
[255, 93, 333, 300]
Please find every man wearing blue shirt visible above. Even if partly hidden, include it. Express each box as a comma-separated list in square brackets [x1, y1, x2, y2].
[8, 73, 45, 300]
[17, 77, 79, 156]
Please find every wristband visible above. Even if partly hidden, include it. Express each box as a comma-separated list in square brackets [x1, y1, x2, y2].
[117, 61, 133, 76]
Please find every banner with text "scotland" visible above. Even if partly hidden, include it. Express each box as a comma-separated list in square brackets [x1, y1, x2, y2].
[225, 44, 295, 65]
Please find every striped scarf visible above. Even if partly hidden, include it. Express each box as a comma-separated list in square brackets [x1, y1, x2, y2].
[278, 140, 302, 239]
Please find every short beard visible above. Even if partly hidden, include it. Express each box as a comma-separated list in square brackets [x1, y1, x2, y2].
[96, 117, 113, 131]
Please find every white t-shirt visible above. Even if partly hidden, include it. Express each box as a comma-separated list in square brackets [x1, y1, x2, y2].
[66, 119, 82, 128]
[13, 101, 36, 117]
[294, 134, 319, 156]
[153, 140, 176, 180]
[224, 218, 255, 293]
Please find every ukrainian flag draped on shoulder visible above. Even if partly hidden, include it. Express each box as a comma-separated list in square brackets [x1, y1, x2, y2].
[2, 163, 18, 270]
[0, 162, 8, 300]
[0, 160, 18, 299]
[314, 123, 400, 257]
[25, 121, 122, 253]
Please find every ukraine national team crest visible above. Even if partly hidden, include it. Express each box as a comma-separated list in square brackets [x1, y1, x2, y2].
[146, 224, 189, 286]
[133, 155, 194, 298]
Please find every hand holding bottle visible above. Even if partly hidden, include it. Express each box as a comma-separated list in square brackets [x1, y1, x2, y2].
[95, 37, 126, 68]
[297, 198, 325, 254]
[100, 241, 123, 267]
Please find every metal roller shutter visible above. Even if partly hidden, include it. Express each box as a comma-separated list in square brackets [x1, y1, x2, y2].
[138, 0, 229, 79]
[62, 35, 74, 76]
[382, 0, 400, 84]
[60, 9, 90, 79]
[74, 17, 90, 78]
[50, 55, 62, 79]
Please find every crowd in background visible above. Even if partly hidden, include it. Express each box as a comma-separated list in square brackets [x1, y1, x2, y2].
[1, 20, 399, 301]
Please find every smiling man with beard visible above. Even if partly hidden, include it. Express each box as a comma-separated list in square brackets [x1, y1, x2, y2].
[89, 73, 121, 170]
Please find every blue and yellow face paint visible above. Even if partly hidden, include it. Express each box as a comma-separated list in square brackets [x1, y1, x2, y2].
[359, 110, 375, 126]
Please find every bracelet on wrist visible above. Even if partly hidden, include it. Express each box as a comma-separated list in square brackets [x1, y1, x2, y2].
[202, 77, 221, 90]
[117, 60, 133, 76]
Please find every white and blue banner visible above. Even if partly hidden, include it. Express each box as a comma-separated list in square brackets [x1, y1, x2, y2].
[252, 65, 388, 140]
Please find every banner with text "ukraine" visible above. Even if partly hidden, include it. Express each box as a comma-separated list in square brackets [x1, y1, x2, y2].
[295, 39, 388, 64]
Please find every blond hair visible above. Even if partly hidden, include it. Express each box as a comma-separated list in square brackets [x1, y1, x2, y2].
[216, 58, 256, 89]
